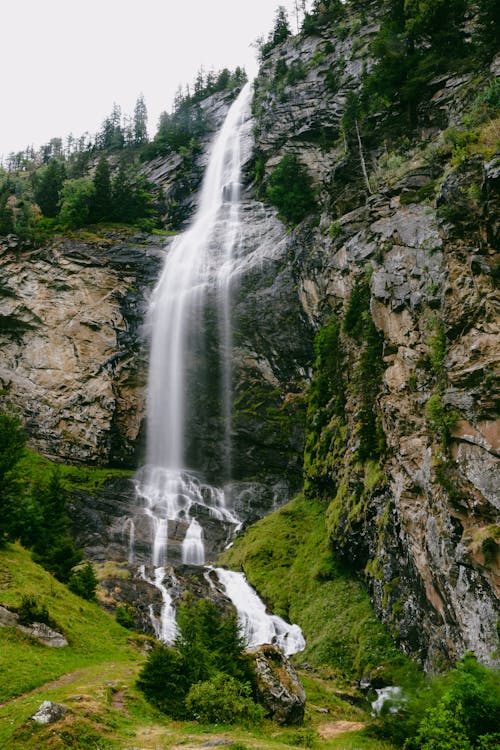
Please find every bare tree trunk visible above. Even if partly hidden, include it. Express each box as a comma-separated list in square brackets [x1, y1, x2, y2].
[355, 119, 373, 195]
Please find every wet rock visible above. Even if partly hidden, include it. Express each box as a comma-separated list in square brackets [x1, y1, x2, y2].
[250, 644, 306, 725]
[31, 701, 68, 724]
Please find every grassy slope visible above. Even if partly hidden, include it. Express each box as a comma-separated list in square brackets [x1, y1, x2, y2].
[0, 543, 142, 704]
[219, 494, 410, 682]
[17, 450, 132, 493]
[0, 544, 395, 749]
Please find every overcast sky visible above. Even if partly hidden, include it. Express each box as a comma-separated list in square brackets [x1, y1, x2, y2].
[0, 0, 308, 160]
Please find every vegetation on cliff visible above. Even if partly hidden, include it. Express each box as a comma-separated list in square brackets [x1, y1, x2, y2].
[0, 67, 246, 239]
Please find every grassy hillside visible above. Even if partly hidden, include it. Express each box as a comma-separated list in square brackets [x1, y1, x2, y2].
[0, 543, 396, 749]
[219, 494, 414, 683]
[0, 543, 141, 704]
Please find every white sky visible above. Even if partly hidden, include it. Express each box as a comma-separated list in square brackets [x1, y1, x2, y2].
[0, 0, 306, 160]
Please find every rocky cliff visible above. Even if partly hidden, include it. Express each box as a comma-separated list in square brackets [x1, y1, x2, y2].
[1, 6, 498, 673]
[248, 11, 499, 670]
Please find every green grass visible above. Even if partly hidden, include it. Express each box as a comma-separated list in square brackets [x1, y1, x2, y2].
[0, 543, 142, 704]
[17, 450, 132, 492]
[0, 544, 395, 749]
[219, 494, 409, 681]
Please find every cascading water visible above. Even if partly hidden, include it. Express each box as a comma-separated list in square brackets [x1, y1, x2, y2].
[214, 568, 306, 657]
[132, 82, 304, 655]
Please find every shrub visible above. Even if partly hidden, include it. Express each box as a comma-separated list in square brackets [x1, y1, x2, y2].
[185, 673, 264, 724]
[265, 154, 317, 226]
[115, 604, 136, 629]
[373, 654, 500, 749]
[17, 594, 55, 629]
[68, 561, 98, 601]
[426, 395, 458, 447]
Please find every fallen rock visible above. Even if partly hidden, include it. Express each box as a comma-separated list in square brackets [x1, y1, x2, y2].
[31, 701, 68, 724]
[0, 604, 18, 626]
[19, 621, 68, 647]
[249, 644, 306, 725]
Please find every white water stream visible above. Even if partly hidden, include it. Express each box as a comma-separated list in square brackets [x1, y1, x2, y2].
[214, 568, 306, 657]
[133, 83, 305, 655]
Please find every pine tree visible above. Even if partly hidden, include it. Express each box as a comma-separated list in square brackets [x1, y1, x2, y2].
[133, 94, 148, 145]
[32, 159, 66, 217]
[0, 411, 26, 546]
[91, 156, 112, 222]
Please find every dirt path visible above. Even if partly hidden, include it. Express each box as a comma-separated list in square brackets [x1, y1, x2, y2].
[318, 720, 366, 738]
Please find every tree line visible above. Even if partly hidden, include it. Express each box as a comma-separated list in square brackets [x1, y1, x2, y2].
[0, 67, 247, 239]
[0, 410, 97, 600]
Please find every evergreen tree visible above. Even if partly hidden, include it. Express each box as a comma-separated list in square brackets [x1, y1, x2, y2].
[32, 467, 82, 582]
[474, 0, 500, 59]
[265, 153, 317, 225]
[137, 594, 252, 718]
[0, 411, 26, 547]
[32, 158, 66, 217]
[366, 0, 468, 128]
[271, 5, 291, 45]
[91, 156, 112, 222]
[0, 181, 15, 235]
[68, 561, 98, 600]
[133, 94, 148, 145]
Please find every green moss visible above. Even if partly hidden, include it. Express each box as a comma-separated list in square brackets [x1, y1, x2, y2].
[426, 396, 458, 447]
[365, 557, 384, 581]
[17, 450, 132, 492]
[219, 494, 405, 679]
[427, 316, 446, 381]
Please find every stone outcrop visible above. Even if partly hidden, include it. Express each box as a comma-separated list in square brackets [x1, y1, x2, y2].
[0, 605, 68, 647]
[31, 701, 68, 724]
[249, 644, 306, 725]
[0, 230, 162, 466]
[250, 17, 499, 670]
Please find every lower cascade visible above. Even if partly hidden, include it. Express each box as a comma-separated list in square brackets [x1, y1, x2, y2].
[128, 82, 305, 653]
[214, 568, 306, 657]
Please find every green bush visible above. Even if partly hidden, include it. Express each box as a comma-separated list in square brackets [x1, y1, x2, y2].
[265, 154, 317, 226]
[115, 604, 136, 629]
[373, 654, 500, 749]
[426, 395, 458, 447]
[17, 594, 56, 629]
[68, 562, 98, 601]
[185, 673, 264, 724]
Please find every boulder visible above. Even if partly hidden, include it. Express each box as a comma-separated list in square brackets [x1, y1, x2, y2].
[19, 621, 68, 648]
[249, 644, 306, 725]
[31, 701, 68, 724]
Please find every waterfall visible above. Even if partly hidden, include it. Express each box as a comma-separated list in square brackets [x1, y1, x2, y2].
[214, 568, 306, 657]
[146, 82, 252, 474]
[131, 82, 305, 657]
[136, 83, 253, 570]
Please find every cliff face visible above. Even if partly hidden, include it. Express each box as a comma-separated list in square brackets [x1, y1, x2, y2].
[251, 18, 499, 669]
[1, 11, 498, 672]
[0, 230, 162, 465]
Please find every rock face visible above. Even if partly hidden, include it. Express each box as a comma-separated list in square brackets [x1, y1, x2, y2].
[250, 644, 306, 725]
[0, 230, 162, 466]
[1, 11, 498, 674]
[249, 15, 499, 670]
